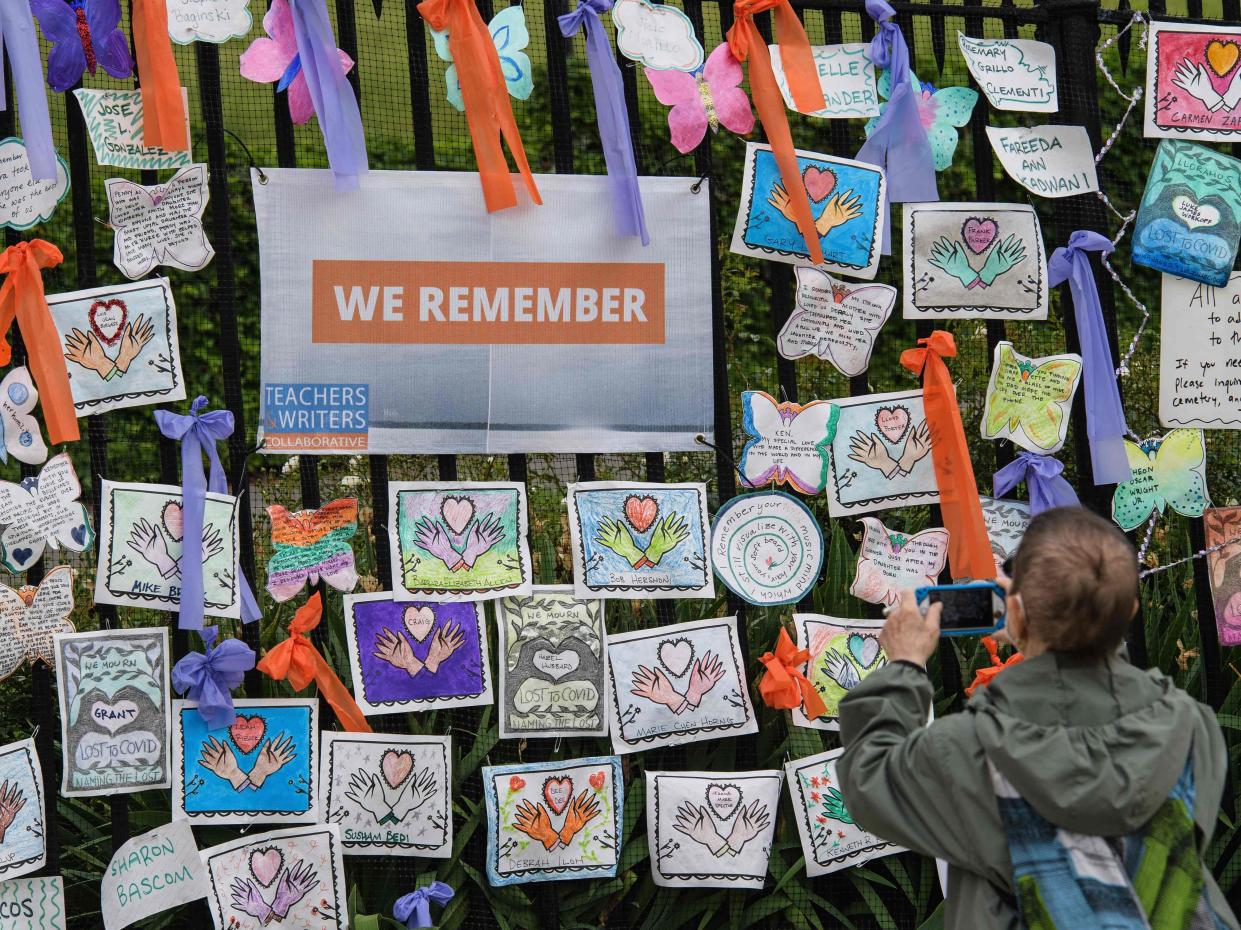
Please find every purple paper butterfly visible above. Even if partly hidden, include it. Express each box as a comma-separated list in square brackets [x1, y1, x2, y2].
[29, 0, 133, 93]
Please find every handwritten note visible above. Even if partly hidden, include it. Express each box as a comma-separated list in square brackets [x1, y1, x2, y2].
[958, 34, 1058, 112]
[0, 878, 64, 930]
[777, 268, 895, 377]
[102, 822, 207, 930]
[106, 166, 214, 280]
[769, 44, 879, 118]
[74, 89, 192, 171]
[611, 0, 703, 71]
[0, 138, 69, 231]
[1159, 273, 1241, 428]
[167, 0, 253, 43]
[986, 125, 1098, 198]
[849, 517, 948, 607]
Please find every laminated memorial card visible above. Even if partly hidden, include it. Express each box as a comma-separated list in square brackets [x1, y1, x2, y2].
[344, 593, 492, 714]
[54, 628, 171, 796]
[0, 739, 45, 880]
[985, 125, 1098, 198]
[605, 616, 756, 754]
[320, 732, 451, 857]
[769, 43, 879, 119]
[1111, 429, 1211, 531]
[0, 452, 93, 573]
[1205, 506, 1241, 647]
[0, 876, 64, 930]
[958, 34, 1058, 112]
[0, 566, 75, 682]
[776, 267, 896, 377]
[0, 138, 69, 231]
[980, 497, 1032, 574]
[981, 341, 1083, 454]
[709, 492, 823, 607]
[171, 698, 320, 824]
[73, 89, 193, 171]
[849, 517, 948, 608]
[566, 482, 712, 599]
[254, 170, 714, 454]
[791, 614, 888, 731]
[1145, 21, 1241, 141]
[496, 587, 608, 739]
[1159, 273, 1241, 428]
[738, 392, 838, 495]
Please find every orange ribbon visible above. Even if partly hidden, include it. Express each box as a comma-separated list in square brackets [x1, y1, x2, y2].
[964, 635, 1023, 697]
[132, 0, 189, 152]
[758, 628, 827, 719]
[0, 241, 77, 445]
[727, 0, 825, 265]
[257, 593, 372, 732]
[418, 0, 541, 212]
[900, 331, 995, 581]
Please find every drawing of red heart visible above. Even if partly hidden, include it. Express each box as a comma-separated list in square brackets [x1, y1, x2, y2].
[802, 166, 837, 203]
[509, 775, 526, 791]
[875, 406, 911, 444]
[249, 847, 284, 887]
[543, 776, 574, 815]
[441, 496, 474, 535]
[161, 501, 184, 542]
[402, 606, 436, 643]
[961, 217, 999, 254]
[88, 298, 127, 346]
[381, 750, 414, 789]
[589, 771, 606, 790]
[1207, 39, 1241, 77]
[623, 495, 659, 533]
[229, 715, 266, 754]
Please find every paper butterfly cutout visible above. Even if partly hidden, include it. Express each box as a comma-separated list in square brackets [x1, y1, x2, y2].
[0, 565, 74, 681]
[431, 5, 533, 113]
[30, 0, 134, 94]
[849, 516, 949, 607]
[239, 0, 355, 125]
[1112, 429, 1211, 532]
[0, 452, 94, 573]
[739, 390, 839, 495]
[981, 342, 1083, 454]
[777, 267, 896, 377]
[106, 165, 215, 280]
[865, 69, 977, 171]
[646, 43, 754, 155]
[0, 368, 47, 466]
[266, 498, 360, 602]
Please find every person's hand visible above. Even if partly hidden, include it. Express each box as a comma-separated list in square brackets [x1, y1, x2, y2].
[423, 621, 464, 674]
[766, 181, 797, 224]
[672, 802, 729, 856]
[270, 858, 318, 920]
[558, 789, 601, 845]
[896, 420, 933, 474]
[0, 780, 25, 843]
[815, 189, 864, 237]
[114, 315, 155, 374]
[513, 800, 561, 850]
[127, 518, 180, 579]
[927, 237, 980, 288]
[62, 328, 115, 378]
[1172, 59, 1224, 109]
[198, 736, 249, 790]
[594, 517, 646, 568]
[458, 512, 504, 569]
[345, 771, 391, 822]
[389, 765, 437, 822]
[643, 513, 690, 566]
[373, 627, 423, 677]
[247, 734, 296, 789]
[881, 589, 941, 667]
[822, 648, 861, 690]
[977, 234, 1027, 286]
[413, 517, 463, 570]
[200, 523, 226, 563]
[847, 431, 900, 477]
[630, 664, 687, 713]
[725, 800, 770, 853]
[230, 877, 274, 923]
[684, 651, 725, 708]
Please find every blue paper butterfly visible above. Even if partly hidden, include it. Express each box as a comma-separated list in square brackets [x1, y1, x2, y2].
[865, 70, 978, 172]
[430, 5, 533, 113]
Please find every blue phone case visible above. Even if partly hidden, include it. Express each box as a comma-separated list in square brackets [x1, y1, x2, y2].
[915, 582, 1007, 637]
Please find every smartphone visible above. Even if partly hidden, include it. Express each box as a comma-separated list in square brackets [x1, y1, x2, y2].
[915, 582, 1007, 636]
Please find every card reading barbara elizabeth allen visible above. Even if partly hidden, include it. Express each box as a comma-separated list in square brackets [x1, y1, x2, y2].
[253, 169, 714, 455]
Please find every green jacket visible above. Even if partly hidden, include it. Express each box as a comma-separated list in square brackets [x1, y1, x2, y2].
[837, 652, 1238, 930]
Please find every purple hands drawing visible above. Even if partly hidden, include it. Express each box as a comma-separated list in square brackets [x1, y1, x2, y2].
[411, 496, 505, 572]
[230, 846, 320, 924]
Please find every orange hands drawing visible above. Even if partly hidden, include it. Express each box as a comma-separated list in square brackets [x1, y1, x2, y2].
[512, 790, 602, 850]
[558, 790, 602, 846]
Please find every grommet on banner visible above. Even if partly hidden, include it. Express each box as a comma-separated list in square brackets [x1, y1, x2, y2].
[690, 174, 709, 194]
[695, 434, 757, 490]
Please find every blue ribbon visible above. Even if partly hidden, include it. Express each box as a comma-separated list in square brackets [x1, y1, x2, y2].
[170, 627, 256, 730]
[993, 452, 1080, 516]
[154, 396, 261, 630]
[855, 0, 936, 253]
[558, 0, 648, 244]
[0, 2, 57, 181]
[1048, 231, 1133, 486]
[393, 882, 455, 928]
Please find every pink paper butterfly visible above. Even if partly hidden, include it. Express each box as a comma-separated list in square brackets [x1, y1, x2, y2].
[239, 0, 355, 125]
[645, 44, 754, 155]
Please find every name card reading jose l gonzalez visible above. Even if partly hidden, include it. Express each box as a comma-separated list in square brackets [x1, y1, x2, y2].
[254, 169, 714, 456]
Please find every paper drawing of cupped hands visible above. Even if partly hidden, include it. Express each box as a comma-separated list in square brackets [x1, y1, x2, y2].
[512, 790, 601, 850]
[0, 779, 26, 844]
[126, 518, 224, 579]
[768, 181, 864, 240]
[593, 512, 690, 569]
[63, 314, 156, 383]
[1172, 58, 1241, 112]
[412, 507, 505, 572]
[630, 651, 726, 715]
[198, 734, 296, 791]
[927, 233, 1026, 289]
[846, 420, 931, 478]
[230, 857, 319, 925]
[672, 799, 770, 858]
[343, 764, 436, 826]
[371, 618, 465, 679]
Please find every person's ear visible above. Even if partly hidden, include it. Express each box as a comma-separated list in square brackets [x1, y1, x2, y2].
[1002, 591, 1025, 648]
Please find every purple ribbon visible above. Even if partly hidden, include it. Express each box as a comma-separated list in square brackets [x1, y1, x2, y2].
[855, 0, 936, 254]
[155, 396, 261, 630]
[559, 0, 648, 245]
[1048, 231, 1133, 486]
[288, 0, 368, 191]
[393, 882, 455, 928]
[171, 627, 256, 730]
[993, 452, 1080, 516]
[0, 3, 57, 181]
